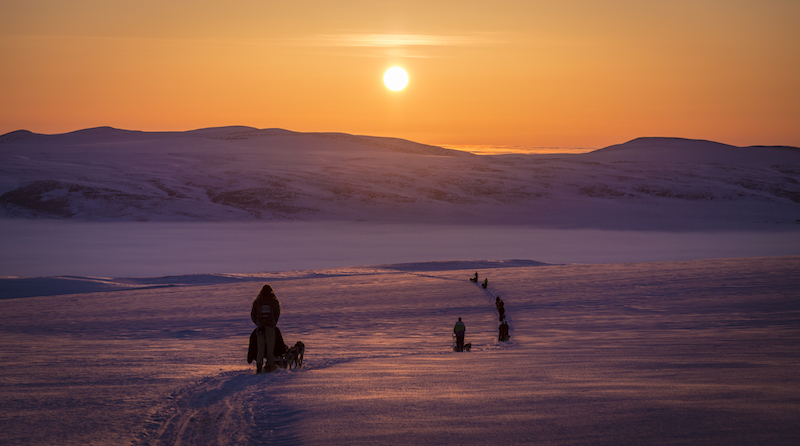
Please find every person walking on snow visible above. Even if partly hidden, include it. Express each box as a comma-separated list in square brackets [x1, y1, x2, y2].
[251, 284, 281, 373]
[453, 317, 466, 352]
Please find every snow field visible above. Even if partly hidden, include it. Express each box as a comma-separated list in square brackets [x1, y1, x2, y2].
[1, 257, 799, 445]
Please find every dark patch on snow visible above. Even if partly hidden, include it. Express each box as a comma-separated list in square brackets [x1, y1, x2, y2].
[209, 186, 317, 217]
[0, 180, 153, 217]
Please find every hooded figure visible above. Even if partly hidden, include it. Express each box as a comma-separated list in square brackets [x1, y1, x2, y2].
[251, 284, 281, 373]
[453, 317, 466, 352]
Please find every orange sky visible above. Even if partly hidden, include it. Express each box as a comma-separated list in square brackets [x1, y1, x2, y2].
[1, 0, 798, 149]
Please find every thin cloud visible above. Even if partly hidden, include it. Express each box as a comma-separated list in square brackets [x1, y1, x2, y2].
[309, 33, 502, 47]
[7, 32, 505, 50]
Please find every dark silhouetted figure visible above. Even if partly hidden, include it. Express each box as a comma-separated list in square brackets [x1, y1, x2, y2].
[499, 320, 510, 342]
[498, 300, 505, 321]
[453, 317, 466, 352]
[251, 284, 281, 373]
[482, 278, 488, 289]
[470, 272, 478, 283]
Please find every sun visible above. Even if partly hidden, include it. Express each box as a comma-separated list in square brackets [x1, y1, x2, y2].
[383, 67, 408, 91]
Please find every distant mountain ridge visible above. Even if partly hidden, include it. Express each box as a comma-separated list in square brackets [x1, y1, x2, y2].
[586, 136, 800, 164]
[1, 127, 799, 230]
[4, 126, 798, 156]
[0, 126, 465, 157]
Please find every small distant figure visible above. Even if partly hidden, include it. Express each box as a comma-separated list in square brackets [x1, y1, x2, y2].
[453, 317, 466, 352]
[499, 320, 510, 342]
[495, 296, 500, 307]
[470, 272, 478, 283]
[482, 278, 488, 289]
[498, 300, 505, 321]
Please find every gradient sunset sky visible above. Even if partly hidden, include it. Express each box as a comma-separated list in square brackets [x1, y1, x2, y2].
[1, 0, 798, 149]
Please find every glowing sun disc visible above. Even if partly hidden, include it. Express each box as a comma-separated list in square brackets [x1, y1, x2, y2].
[384, 67, 408, 91]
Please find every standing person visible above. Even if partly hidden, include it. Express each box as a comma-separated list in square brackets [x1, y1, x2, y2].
[251, 284, 281, 373]
[453, 317, 466, 352]
[499, 320, 510, 342]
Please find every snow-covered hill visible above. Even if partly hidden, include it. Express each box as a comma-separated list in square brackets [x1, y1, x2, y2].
[1, 127, 799, 229]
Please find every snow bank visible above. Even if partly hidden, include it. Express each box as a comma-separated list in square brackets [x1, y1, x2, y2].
[0, 260, 550, 299]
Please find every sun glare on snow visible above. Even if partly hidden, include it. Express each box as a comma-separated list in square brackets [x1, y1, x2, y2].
[384, 67, 408, 91]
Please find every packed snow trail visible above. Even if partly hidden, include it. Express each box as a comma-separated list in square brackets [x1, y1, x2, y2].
[381, 268, 516, 351]
[400, 267, 516, 348]
[135, 370, 303, 446]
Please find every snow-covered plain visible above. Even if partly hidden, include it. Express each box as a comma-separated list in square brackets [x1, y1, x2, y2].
[1, 257, 799, 445]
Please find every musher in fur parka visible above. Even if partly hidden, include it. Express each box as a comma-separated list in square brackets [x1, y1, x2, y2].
[251, 284, 281, 373]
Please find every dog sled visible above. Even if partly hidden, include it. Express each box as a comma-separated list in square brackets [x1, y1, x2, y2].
[276, 340, 305, 369]
[247, 327, 305, 370]
[452, 333, 471, 352]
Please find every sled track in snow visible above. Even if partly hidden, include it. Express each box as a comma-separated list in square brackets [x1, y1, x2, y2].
[134, 370, 302, 446]
[402, 270, 516, 344]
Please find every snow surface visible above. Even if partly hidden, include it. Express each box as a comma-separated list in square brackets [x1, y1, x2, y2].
[2, 127, 799, 230]
[1, 257, 799, 445]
